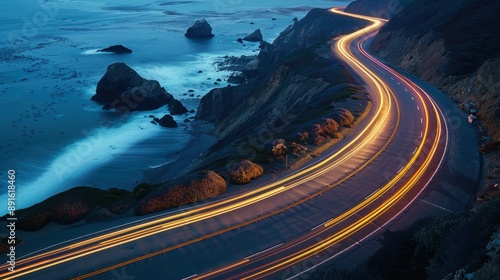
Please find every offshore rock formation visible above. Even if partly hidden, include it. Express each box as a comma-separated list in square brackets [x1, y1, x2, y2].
[92, 62, 188, 113]
[243, 29, 263, 42]
[184, 19, 214, 38]
[369, 0, 500, 140]
[97, 44, 132, 53]
[157, 114, 178, 128]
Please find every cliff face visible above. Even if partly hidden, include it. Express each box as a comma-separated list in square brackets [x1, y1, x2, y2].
[249, 8, 367, 71]
[267, 8, 367, 65]
[199, 55, 356, 140]
[344, 0, 414, 19]
[195, 8, 370, 171]
[370, 0, 500, 140]
[197, 8, 368, 137]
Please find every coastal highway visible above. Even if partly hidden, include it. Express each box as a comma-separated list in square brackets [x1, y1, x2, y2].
[0, 7, 474, 280]
[188, 8, 450, 279]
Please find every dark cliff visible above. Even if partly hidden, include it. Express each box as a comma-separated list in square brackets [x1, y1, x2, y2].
[197, 8, 367, 126]
[195, 8, 369, 172]
[344, 0, 415, 19]
[370, 0, 500, 140]
[249, 8, 368, 70]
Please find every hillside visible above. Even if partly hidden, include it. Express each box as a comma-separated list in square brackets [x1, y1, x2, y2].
[311, 1, 500, 279]
[370, 0, 500, 141]
[344, 0, 414, 19]
[194, 9, 370, 175]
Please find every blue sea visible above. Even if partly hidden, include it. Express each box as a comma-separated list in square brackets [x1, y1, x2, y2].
[0, 0, 348, 213]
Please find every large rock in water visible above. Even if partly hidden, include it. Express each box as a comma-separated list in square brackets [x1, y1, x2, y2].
[92, 62, 188, 113]
[157, 114, 178, 128]
[97, 45, 132, 53]
[243, 29, 263, 42]
[185, 19, 214, 38]
[168, 99, 188, 115]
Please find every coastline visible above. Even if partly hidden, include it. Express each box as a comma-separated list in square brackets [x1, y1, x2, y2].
[142, 121, 218, 184]
[2, 5, 372, 234]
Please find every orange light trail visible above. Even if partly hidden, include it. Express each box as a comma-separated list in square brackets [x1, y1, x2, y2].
[194, 7, 448, 279]
[0, 7, 447, 280]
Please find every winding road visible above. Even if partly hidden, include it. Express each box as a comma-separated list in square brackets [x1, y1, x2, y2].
[0, 7, 479, 280]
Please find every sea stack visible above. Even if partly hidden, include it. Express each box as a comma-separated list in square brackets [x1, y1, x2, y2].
[92, 62, 188, 113]
[243, 29, 263, 42]
[185, 19, 214, 38]
[97, 45, 132, 53]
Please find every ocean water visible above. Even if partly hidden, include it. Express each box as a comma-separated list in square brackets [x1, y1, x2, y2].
[0, 0, 348, 213]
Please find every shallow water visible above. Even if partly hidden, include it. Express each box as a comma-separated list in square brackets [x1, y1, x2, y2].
[0, 0, 348, 212]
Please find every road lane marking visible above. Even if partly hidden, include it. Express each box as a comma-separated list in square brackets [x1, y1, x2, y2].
[420, 118, 423, 123]
[412, 147, 417, 155]
[411, 96, 414, 100]
[181, 274, 198, 280]
[311, 224, 323, 231]
[404, 88, 408, 92]
[245, 243, 283, 259]
[396, 166, 404, 174]
[312, 218, 335, 231]
[417, 106, 420, 111]
[420, 199, 453, 213]
[420, 131, 423, 138]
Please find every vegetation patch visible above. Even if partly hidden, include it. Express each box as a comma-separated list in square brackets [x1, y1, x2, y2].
[135, 171, 226, 215]
[228, 160, 264, 184]
[5, 187, 133, 231]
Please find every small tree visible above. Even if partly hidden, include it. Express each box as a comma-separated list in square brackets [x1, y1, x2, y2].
[272, 141, 288, 170]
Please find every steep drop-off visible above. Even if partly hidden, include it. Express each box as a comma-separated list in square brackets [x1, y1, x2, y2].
[370, 0, 500, 140]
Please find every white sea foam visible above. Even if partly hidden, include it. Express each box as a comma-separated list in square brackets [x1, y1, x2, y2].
[134, 51, 247, 97]
[0, 115, 160, 212]
[81, 49, 108, 55]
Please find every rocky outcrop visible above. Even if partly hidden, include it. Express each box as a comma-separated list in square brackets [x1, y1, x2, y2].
[168, 99, 188, 115]
[447, 56, 500, 140]
[185, 19, 214, 38]
[195, 86, 239, 123]
[243, 29, 263, 42]
[93, 62, 146, 104]
[97, 45, 132, 53]
[92, 62, 187, 113]
[157, 114, 178, 128]
[344, 0, 414, 19]
[370, 0, 500, 140]
[227, 73, 246, 84]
